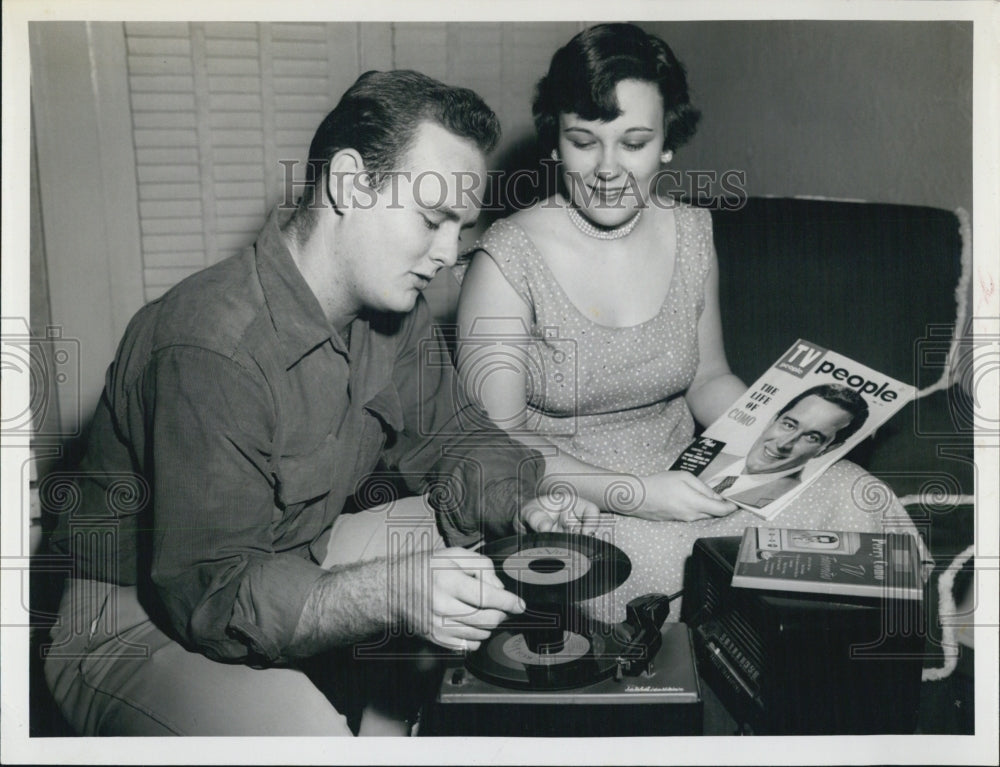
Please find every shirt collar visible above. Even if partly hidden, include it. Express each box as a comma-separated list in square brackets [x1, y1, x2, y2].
[253, 208, 347, 367]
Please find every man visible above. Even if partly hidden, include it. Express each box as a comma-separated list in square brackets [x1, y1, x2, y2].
[44, 70, 597, 736]
[703, 384, 869, 509]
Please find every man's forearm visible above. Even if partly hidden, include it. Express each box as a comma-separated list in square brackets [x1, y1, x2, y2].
[288, 557, 395, 659]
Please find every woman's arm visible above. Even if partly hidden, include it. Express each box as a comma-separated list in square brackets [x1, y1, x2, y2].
[456, 251, 735, 522]
[685, 247, 747, 426]
[455, 251, 538, 434]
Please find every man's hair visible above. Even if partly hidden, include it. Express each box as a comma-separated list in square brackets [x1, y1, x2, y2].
[776, 384, 870, 447]
[304, 69, 500, 201]
[532, 23, 700, 156]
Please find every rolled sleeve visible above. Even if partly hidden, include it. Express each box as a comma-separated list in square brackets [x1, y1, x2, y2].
[227, 555, 326, 664]
[143, 347, 325, 664]
[430, 447, 544, 547]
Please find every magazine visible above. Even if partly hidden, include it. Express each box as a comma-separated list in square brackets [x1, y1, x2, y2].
[731, 526, 924, 600]
[669, 339, 916, 520]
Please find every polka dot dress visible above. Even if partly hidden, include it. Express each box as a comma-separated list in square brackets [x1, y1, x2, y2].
[464, 206, 917, 624]
[471, 207, 708, 478]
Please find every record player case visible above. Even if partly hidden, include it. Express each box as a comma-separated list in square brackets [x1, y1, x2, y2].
[682, 536, 926, 735]
[420, 622, 703, 737]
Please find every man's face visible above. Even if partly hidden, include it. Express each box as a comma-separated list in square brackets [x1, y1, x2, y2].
[337, 121, 487, 315]
[744, 395, 853, 475]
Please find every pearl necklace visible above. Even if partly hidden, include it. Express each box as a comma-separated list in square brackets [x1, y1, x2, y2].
[566, 206, 643, 240]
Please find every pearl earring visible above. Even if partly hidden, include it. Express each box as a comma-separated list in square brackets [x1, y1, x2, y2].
[660, 151, 673, 164]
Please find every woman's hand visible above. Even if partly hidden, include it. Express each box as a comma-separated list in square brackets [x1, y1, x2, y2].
[625, 471, 738, 522]
[520, 493, 603, 535]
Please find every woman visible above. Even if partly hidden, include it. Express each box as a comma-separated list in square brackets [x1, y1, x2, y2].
[456, 24, 908, 619]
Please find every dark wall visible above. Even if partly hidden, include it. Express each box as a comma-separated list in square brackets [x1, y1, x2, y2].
[640, 21, 972, 214]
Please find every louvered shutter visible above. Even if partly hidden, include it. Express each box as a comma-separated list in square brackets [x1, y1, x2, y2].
[125, 22, 373, 302]
[127, 22, 202, 301]
[123, 21, 581, 306]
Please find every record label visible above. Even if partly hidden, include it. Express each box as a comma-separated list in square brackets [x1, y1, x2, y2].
[501, 546, 591, 585]
[501, 631, 592, 666]
[481, 532, 631, 603]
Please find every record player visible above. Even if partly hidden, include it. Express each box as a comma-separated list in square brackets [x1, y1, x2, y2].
[682, 536, 926, 735]
[420, 532, 703, 737]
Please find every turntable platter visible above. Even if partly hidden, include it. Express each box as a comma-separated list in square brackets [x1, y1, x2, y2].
[467, 534, 653, 691]
[465, 615, 609, 690]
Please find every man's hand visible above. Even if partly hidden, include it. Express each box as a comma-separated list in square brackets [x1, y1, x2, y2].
[519, 493, 602, 535]
[397, 547, 524, 653]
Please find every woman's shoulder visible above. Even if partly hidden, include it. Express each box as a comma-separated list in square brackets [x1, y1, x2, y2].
[478, 202, 563, 254]
[476, 215, 531, 260]
[465, 207, 555, 293]
[653, 198, 714, 253]
[650, 196, 711, 226]
[505, 200, 561, 236]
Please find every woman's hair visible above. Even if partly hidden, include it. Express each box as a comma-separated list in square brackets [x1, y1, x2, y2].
[532, 23, 700, 155]
[305, 69, 500, 196]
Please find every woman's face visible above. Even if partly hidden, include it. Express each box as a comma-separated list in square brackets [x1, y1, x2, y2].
[557, 78, 665, 228]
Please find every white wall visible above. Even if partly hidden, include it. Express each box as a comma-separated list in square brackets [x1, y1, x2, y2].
[30, 22, 145, 440]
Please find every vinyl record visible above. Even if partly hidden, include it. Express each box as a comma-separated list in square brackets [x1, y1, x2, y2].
[465, 604, 611, 690]
[480, 532, 631, 604]
[466, 627, 605, 690]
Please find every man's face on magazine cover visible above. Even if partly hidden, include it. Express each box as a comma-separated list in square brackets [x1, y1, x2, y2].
[744, 395, 852, 474]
